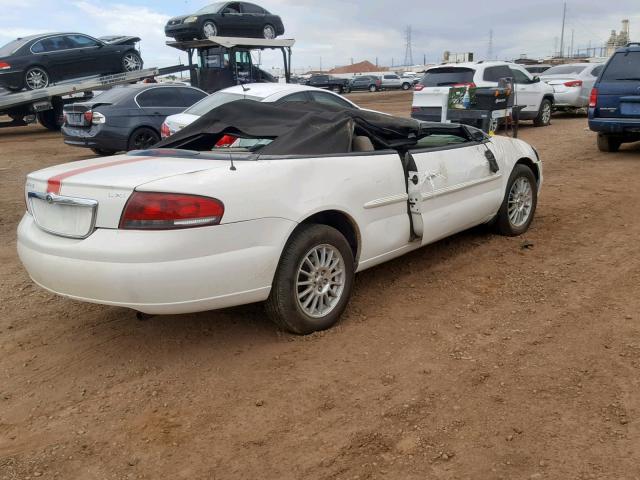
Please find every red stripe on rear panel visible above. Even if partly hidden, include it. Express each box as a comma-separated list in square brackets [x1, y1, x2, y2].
[46, 157, 152, 194]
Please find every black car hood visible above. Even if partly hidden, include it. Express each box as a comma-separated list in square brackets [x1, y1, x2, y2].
[98, 36, 141, 45]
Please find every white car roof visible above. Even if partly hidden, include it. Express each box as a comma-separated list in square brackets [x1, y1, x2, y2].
[426, 61, 517, 70]
[218, 82, 327, 99]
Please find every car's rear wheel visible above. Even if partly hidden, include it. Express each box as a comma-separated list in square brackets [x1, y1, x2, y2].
[36, 108, 63, 131]
[127, 127, 160, 151]
[24, 66, 49, 90]
[369, 85, 377, 92]
[202, 21, 217, 38]
[495, 164, 538, 236]
[597, 134, 622, 152]
[262, 24, 276, 39]
[266, 224, 355, 335]
[91, 147, 117, 156]
[533, 99, 552, 127]
[122, 52, 143, 72]
[402, 82, 411, 90]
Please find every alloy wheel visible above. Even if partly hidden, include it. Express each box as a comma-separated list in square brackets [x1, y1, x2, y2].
[263, 25, 276, 39]
[295, 244, 345, 319]
[507, 177, 533, 227]
[25, 68, 49, 90]
[123, 53, 142, 71]
[203, 22, 217, 37]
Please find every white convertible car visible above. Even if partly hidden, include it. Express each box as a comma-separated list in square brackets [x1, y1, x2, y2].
[18, 100, 542, 334]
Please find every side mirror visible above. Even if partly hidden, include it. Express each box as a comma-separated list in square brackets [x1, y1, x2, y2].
[532, 76, 541, 83]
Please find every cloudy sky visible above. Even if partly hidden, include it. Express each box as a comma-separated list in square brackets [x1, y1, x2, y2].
[0, 0, 638, 72]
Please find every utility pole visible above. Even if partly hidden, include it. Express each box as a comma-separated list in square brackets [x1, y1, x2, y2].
[423, 53, 426, 65]
[570, 29, 574, 58]
[319, 56, 322, 72]
[559, 1, 567, 58]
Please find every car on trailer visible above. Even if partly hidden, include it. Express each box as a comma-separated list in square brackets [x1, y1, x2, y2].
[0, 33, 143, 91]
[165, 2, 285, 40]
[17, 100, 542, 335]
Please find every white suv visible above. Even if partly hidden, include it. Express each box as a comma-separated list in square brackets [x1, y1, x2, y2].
[412, 61, 555, 126]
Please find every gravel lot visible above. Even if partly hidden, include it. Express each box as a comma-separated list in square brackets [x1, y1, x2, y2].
[1, 91, 639, 479]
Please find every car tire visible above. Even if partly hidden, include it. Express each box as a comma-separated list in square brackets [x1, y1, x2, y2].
[262, 24, 276, 39]
[36, 109, 63, 131]
[91, 148, 117, 156]
[266, 224, 355, 335]
[597, 134, 622, 153]
[127, 127, 160, 151]
[401, 82, 411, 90]
[369, 85, 377, 92]
[24, 66, 49, 90]
[533, 99, 552, 127]
[495, 164, 538, 236]
[202, 21, 217, 38]
[122, 51, 143, 72]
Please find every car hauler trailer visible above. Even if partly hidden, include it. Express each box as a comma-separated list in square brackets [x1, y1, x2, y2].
[0, 65, 190, 131]
[166, 36, 294, 93]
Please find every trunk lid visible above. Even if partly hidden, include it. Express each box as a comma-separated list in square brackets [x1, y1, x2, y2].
[25, 151, 232, 236]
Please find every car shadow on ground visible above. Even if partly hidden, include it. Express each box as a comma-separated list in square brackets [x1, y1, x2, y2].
[78, 223, 500, 355]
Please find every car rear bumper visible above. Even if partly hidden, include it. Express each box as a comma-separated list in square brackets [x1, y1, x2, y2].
[588, 115, 640, 134]
[17, 214, 296, 314]
[551, 89, 583, 108]
[0, 70, 25, 90]
[62, 124, 129, 152]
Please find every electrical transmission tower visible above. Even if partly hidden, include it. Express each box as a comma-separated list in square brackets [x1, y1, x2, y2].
[487, 29, 494, 60]
[403, 26, 414, 66]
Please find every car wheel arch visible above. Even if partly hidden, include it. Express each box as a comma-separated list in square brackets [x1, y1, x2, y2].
[288, 209, 361, 265]
[514, 157, 540, 184]
[127, 125, 160, 148]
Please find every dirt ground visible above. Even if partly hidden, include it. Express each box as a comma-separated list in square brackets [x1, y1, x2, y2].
[1, 90, 639, 480]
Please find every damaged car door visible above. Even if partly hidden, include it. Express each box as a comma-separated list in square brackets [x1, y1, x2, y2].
[406, 131, 503, 244]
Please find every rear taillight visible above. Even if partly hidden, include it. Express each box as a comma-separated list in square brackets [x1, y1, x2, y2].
[119, 192, 224, 230]
[215, 134, 236, 147]
[0, 62, 10, 70]
[414, 84, 424, 91]
[91, 112, 105, 124]
[564, 80, 583, 87]
[160, 122, 171, 138]
[411, 107, 420, 112]
[83, 111, 93, 124]
[62, 113, 68, 125]
[589, 88, 598, 108]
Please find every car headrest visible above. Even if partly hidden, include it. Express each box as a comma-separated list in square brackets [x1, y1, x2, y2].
[352, 135, 375, 152]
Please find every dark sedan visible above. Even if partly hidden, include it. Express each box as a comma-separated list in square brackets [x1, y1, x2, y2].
[0, 33, 143, 91]
[165, 2, 285, 40]
[62, 84, 207, 156]
[348, 75, 382, 92]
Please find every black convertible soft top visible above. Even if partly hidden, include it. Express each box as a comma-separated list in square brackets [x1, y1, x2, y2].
[156, 99, 473, 156]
